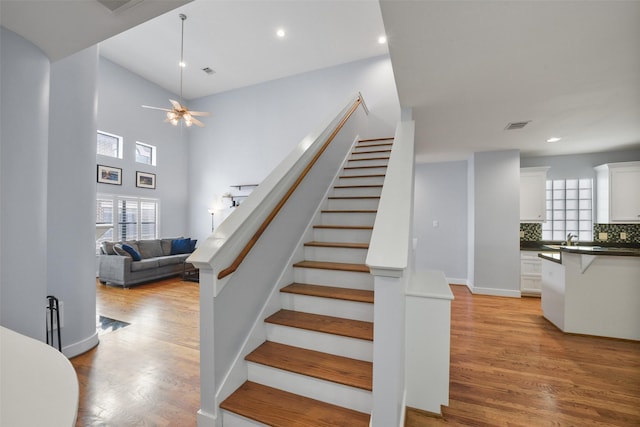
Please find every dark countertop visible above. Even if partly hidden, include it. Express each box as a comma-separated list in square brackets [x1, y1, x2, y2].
[521, 241, 640, 262]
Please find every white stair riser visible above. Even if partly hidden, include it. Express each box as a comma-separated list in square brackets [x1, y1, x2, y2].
[265, 323, 373, 361]
[281, 293, 373, 322]
[247, 363, 372, 413]
[222, 411, 267, 427]
[313, 227, 372, 243]
[354, 143, 392, 151]
[346, 159, 389, 168]
[321, 212, 376, 226]
[350, 151, 391, 160]
[325, 198, 379, 210]
[341, 166, 388, 176]
[304, 245, 368, 264]
[332, 186, 382, 197]
[294, 267, 373, 290]
[338, 176, 385, 186]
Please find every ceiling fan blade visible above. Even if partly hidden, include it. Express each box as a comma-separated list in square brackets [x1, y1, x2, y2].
[188, 110, 211, 117]
[142, 105, 172, 112]
[169, 99, 183, 110]
[190, 117, 205, 127]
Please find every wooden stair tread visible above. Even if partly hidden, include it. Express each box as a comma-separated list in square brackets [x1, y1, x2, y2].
[246, 341, 372, 390]
[327, 195, 380, 200]
[265, 309, 373, 341]
[358, 137, 394, 143]
[334, 184, 383, 189]
[352, 149, 392, 155]
[293, 260, 370, 273]
[282, 282, 374, 303]
[321, 209, 377, 214]
[313, 224, 373, 230]
[220, 381, 370, 427]
[343, 165, 388, 170]
[339, 174, 386, 179]
[348, 157, 390, 162]
[304, 240, 369, 249]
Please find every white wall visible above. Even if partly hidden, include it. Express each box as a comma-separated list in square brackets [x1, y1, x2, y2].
[521, 149, 640, 180]
[187, 55, 400, 241]
[413, 161, 467, 280]
[468, 150, 521, 296]
[0, 28, 50, 340]
[97, 58, 189, 239]
[48, 46, 100, 356]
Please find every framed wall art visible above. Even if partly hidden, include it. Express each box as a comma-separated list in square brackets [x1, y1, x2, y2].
[136, 171, 156, 189]
[97, 165, 122, 185]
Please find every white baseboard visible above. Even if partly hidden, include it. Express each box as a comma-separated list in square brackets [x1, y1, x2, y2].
[197, 409, 219, 427]
[471, 286, 521, 298]
[446, 277, 468, 286]
[63, 330, 99, 358]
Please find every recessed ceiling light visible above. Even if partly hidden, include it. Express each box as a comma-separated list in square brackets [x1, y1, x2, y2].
[179, 61, 186, 68]
[378, 35, 387, 44]
[546, 137, 562, 143]
[276, 28, 286, 38]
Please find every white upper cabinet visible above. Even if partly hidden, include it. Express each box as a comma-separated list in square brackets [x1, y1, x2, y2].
[520, 167, 549, 222]
[595, 161, 640, 223]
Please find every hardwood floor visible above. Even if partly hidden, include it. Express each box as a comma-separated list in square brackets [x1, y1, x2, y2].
[407, 285, 640, 427]
[72, 280, 639, 426]
[71, 278, 200, 426]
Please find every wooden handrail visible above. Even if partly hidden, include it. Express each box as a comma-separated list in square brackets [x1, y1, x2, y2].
[217, 96, 363, 279]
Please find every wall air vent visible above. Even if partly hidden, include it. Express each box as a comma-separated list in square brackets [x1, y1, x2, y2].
[505, 121, 531, 130]
[96, 0, 144, 13]
[202, 67, 216, 75]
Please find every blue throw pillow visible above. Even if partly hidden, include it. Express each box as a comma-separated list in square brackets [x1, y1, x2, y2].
[121, 243, 142, 261]
[171, 238, 192, 255]
[189, 239, 197, 253]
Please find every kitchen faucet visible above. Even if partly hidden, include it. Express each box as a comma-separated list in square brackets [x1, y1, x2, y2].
[566, 233, 578, 246]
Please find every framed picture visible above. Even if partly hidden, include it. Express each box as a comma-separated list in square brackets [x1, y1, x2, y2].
[136, 171, 156, 189]
[97, 165, 122, 185]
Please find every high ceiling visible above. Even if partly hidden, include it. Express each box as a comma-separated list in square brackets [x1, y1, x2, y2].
[2, 0, 639, 162]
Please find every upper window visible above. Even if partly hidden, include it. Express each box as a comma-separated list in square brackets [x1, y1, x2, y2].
[136, 142, 156, 166]
[97, 131, 123, 159]
[542, 179, 593, 242]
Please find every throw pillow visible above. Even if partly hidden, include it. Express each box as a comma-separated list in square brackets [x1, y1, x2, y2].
[113, 244, 130, 258]
[121, 243, 142, 261]
[137, 239, 164, 259]
[101, 241, 116, 255]
[189, 239, 197, 253]
[171, 238, 192, 255]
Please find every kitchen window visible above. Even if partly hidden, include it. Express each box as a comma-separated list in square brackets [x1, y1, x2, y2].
[542, 179, 593, 242]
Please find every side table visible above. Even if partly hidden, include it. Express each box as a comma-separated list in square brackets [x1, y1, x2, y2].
[182, 261, 199, 282]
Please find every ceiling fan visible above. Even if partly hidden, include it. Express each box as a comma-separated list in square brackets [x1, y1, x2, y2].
[142, 14, 210, 127]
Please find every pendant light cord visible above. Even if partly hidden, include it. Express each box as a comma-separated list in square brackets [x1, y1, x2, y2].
[179, 13, 186, 104]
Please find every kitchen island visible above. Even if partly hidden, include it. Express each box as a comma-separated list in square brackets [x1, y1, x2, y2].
[540, 245, 640, 341]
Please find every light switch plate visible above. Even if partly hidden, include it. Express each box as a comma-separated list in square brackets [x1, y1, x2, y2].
[620, 232, 627, 240]
[520, 231, 525, 238]
[598, 232, 608, 240]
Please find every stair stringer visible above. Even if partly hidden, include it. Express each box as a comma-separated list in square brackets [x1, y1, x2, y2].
[214, 135, 363, 411]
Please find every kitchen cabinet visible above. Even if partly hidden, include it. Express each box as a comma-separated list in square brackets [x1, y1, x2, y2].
[595, 161, 640, 223]
[520, 251, 542, 296]
[520, 167, 549, 222]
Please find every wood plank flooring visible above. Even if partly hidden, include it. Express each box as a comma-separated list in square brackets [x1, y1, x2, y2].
[407, 285, 640, 427]
[73, 279, 639, 426]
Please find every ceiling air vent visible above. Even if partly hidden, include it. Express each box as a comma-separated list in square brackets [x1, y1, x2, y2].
[505, 121, 531, 130]
[96, 0, 144, 13]
[202, 67, 216, 75]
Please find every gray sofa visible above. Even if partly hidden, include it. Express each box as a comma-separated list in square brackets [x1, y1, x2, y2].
[98, 238, 196, 288]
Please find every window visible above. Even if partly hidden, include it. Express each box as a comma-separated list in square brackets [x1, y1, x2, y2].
[542, 179, 593, 242]
[136, 142, 156, 165]
[97, 131, 123, 159]
[96, 195, 159, 252]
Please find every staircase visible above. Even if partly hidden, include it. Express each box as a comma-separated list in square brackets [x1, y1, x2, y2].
[220, 138, 393, 426]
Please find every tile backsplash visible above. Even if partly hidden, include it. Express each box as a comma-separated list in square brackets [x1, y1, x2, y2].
[594, 224, 640, 244]
[520, 223, 542, 241]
